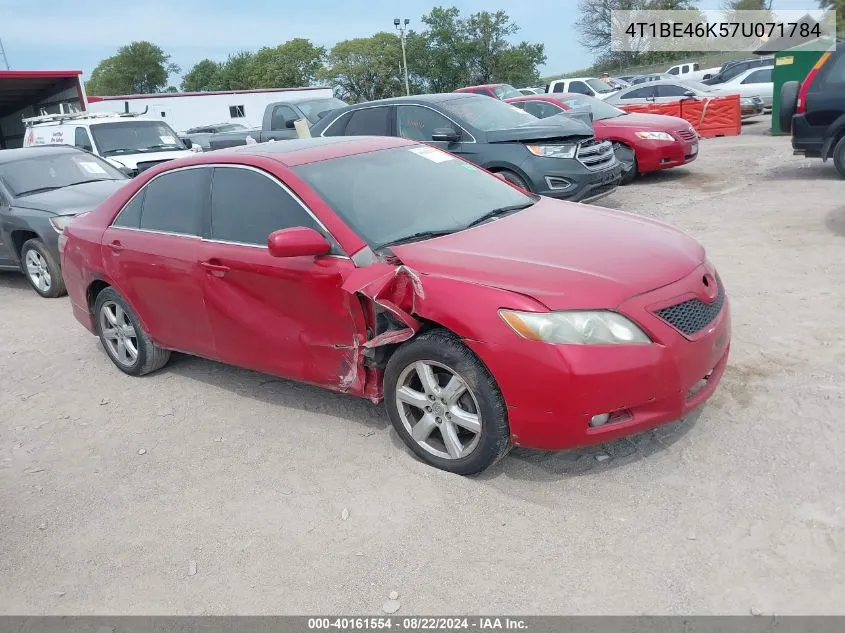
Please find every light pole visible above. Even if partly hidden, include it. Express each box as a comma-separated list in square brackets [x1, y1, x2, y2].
[394, 18, 410, 96]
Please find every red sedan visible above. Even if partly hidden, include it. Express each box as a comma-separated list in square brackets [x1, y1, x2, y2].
[60, 136, 730, 475]
[506, 93, 699, 183]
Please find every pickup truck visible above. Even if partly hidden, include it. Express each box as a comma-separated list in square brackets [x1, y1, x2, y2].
[207, 96, 348, 150]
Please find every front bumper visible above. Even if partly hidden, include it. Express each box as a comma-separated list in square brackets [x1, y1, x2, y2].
[635, 138, 699, 173]
[465, 262, 731, 450]
[741, 98, 764, 118]
[524, 155, 623, 203]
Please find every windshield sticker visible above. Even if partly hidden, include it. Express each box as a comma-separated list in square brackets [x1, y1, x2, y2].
[409, 146, 454, 163]
[79, 161, 108, 175]
[159, 135, 177, 144]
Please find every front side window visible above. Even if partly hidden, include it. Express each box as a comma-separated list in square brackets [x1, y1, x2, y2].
[345, 107, 392, 135]
[293, 145, 535, 249]
[270, 105, 298, 130]
[622, 86, 655, 99]
[89, 120, 186, 156]
[0, 151, 125, 197]
[568, 81, 592, 95]
[397, 106, 461, 141]
[668, 67, 679, 75]
[210, 167, 321, 246]
[138, 168, 210, 236]
[656, 84, 690, 97]
[74, 127, 93, 151]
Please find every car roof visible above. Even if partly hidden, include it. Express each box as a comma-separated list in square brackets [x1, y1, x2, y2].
[0, 145, 82, 164]
[197, 135, 417, 167]
[337, 93, 485, 109]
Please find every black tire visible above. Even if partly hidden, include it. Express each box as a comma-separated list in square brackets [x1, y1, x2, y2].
[93, 287, 170, 376]
[833, 135, 845, 179]
[779, 80, 800, 134]
[383, 329, 511, 475]
[20, 238, 66, 298]
[495, 169, 531, 192]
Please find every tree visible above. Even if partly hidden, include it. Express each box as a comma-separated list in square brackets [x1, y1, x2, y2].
[86, 41, 180, 96]
[248, 38, 326, 88]
[721, 0, 772, 9]
[215, 51, 256, 90]
[319, 33, 404, 102]
[818, 0, 845, 38]
[182, 59, 223, 92]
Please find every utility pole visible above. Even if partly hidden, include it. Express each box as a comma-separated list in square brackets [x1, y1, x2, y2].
[0, 39, 10, 70]
[393, 18, 410, 96]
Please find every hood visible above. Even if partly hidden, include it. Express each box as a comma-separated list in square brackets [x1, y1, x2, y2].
[597, 112, 692, 132]
[12, 180, 128, 216]
[486, 113, 594, 143]
[391, 197, 704, 310]
[104, 150, 194, 170]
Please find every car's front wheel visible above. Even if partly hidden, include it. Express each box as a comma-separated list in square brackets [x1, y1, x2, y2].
[383, 329, 511, 475]
[21, 238, 65, 298]
[93, 287, 171, 376]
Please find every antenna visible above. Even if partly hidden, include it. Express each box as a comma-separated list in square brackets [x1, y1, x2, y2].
[0, 38, 10, 70]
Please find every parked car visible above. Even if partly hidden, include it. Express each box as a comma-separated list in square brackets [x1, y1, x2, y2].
[712, 66, 774, 111]
[517, 87, 544, 96]
[180, 123, 248, 150]
[701, 56, 774, 85]
[603, 79, 765, 118]
[780, 42, 845, 177]
[453, 84, 523, 100]
[206, 96, 348, 150]
[607, 77, 631, 89]
[308, 93, 622, 203]
[545, 77, 617, 98]
[60, 136, 731, 474]
[628, 74, 675, 85]
[23, 111, 197, 177]
[506, 93, 699, 184]
[0, 146, 128, 297]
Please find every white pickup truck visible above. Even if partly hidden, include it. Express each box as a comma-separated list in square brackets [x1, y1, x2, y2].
[665, 62, 722, 82]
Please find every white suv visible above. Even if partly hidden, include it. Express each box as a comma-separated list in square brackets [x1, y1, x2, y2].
[23, 112, 198, 176]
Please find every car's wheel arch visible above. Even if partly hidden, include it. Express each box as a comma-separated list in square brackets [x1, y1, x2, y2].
[86, 276, 160, 346]
[10, 228, 40, 263]
[821, 114, 845, 160]
[482, 162, 532, 186]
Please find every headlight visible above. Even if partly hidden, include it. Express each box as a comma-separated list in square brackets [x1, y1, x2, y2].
[49, 215, 77, 233]
[499, 309, 652, 345]
[634, 131, 675, 141]
[526, 143, 577, 159]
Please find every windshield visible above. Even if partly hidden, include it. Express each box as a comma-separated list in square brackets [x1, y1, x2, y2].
[555, 94, 625, 120]
[0, 152, 126, 197]
[89, 120, 187, 156]
[493, 84, 522, 100]
[293, 145, 535, 249]
[586, 78, 616, 94]
[441, 96, 536, 131]
[297, 98, 348, 124]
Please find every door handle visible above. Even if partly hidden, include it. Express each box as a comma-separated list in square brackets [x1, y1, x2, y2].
[200, 260, 230, 276]
[106, 240, 123, 252]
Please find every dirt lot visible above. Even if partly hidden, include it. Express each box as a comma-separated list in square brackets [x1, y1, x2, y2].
[2, 117, 844, 615]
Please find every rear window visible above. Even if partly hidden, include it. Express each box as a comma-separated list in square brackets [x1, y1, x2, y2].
[492, 85, 522, 100]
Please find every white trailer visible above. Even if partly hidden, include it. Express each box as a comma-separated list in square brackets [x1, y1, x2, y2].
[85, 86, 335, 133]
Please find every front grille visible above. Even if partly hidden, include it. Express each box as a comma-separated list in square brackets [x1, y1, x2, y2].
[655, 282, 725, 336]
[576, 139, 615, 171]
[136, 159, 171, 174]
[677, 129, 697, 141]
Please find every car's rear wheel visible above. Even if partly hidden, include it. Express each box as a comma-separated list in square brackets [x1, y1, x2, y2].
[93, 287, 170, 376]
[383, 329, 511, 475]
[832, 135, 845, 178]
[779, 81, 800, 134]
[495, 169, 531, 192]
[21, 238, 65, 298]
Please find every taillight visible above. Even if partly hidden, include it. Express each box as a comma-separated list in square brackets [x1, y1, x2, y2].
[796, 51, 831, 114]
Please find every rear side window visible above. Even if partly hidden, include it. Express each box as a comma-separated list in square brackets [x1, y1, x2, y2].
[113, 190, 145, 229]
[321, 111, 353, 136]
[210, 167, 321, 245]
[820, 51, 845, 85]
[522, 101, 564, 118]
[656, 84, 690, 97]
[138, 168, 211, 236]
[345, 107, 392, 135]
[622, 86, 655, 99]
[743, 68, 772, 84]
[552, 82, 565, 93]
[270, 104, 298, 130]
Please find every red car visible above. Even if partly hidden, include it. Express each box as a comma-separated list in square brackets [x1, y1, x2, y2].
[506, 93, 699, 183]
[454, 83, 523, 100]
[60, 136, 730, 475]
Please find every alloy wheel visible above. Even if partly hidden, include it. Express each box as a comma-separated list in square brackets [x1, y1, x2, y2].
[99, 301, 139, 367]
[394, 360, 482, 460]
[24, 250, 51, 293]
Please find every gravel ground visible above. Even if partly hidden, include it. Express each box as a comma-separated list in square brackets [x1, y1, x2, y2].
[2, 117, 844, 615]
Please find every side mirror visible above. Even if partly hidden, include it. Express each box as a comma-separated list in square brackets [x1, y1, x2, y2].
[182, 137, 193, 149]
[285, 119, 297, 129]
[431, 127, 460, 143]
[267, 227, 331, 258]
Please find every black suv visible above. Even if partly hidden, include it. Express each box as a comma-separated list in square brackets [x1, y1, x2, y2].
[780, 42, 845, 177]
[702, 57, 774, 85]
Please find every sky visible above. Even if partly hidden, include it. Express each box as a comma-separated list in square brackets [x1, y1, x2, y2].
[0, 0, 822, 84]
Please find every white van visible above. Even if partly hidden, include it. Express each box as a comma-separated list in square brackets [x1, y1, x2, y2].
[22, 111, 198, 176]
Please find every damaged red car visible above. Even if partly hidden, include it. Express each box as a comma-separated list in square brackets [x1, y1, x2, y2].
[60, 136, 731, 475]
